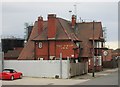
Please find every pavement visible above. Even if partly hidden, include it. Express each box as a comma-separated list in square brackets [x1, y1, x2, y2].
[72, 68, 118, 80]
[1, 68, 118, 85]
[77, 71, 118, 85]
[2, 77, 89, 85]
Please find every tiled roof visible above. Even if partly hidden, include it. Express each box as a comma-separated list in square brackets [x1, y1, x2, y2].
[32, 18, 80, 41]
[18, 17, 80, 60]
[18, 16, 103, 59]
[18, 21, 39, 60]
[76, 22, 103, 57]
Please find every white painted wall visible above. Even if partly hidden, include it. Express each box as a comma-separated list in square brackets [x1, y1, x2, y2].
[4, 60, 88, 79]
[0, 57, 2, 72]
[4, 60, 69, 79]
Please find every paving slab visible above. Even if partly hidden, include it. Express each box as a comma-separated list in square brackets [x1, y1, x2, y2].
[2, 77, 89, 85]
[72, 68, 118, 80]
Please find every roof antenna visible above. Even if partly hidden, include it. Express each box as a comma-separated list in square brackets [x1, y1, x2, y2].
[74, 4, 77, 15]
[69, 10, 72, 21]
[74, 4, 77, 20]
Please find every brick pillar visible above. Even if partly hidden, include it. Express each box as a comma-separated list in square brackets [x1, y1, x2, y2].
[47, 14, 56, 39]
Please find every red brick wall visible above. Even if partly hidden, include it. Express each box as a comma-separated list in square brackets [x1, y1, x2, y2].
[35, 41, 48, 60]
[49, 41, 56, 57]
[35, 40, 79, 60]
[56, 41, 79, 58]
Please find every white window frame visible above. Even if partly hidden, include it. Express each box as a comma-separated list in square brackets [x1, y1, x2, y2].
[76, 42, 80, 48]
[95, 41, 102, 48]
[38, 42, 42, 48]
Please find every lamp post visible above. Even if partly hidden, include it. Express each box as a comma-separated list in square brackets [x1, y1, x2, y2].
[92, 20, 95, 77]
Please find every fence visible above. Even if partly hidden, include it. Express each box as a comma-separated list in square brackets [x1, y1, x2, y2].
[4, 60, 88, 79]
[118, 58, 120, 87]
[70, 62, 88, 77]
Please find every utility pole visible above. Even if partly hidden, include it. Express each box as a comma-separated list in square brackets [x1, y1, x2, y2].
[92, 20, 95, 77]
[60, 53, 62, 79]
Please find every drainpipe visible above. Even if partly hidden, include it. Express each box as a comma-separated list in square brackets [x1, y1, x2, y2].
[48, 40, 50, 60]
[34, 42, 36, 60]
[78, 45, 81, 62]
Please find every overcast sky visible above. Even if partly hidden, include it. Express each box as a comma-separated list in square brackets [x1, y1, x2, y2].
[0, 1, 119, 49]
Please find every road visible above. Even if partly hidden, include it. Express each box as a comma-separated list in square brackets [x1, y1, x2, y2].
[2, 77, 89, 85]
[77, 71, 118, 85]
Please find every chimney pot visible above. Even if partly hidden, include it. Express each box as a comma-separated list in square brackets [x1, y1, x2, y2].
[71, 15, 76, 28]
[38, 16, 43, 21]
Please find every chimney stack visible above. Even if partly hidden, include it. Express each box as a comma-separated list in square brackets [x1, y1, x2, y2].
[71, 15, 76, 29]
[47, 14, 56, 39]
[38, 16, 43, 35]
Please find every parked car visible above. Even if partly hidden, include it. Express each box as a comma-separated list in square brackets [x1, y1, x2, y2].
[0, 69, 23, 80]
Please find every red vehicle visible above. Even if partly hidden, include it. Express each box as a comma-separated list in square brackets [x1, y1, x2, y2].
[0, 69, 23, 80]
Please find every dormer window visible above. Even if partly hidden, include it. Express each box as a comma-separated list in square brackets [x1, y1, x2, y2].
[38, 42, 42, 48]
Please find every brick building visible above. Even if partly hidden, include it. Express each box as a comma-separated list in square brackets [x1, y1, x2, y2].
[4, 48, 23, 60]
[102, 48, 120, 62]
[1, 38, 24, 53]
[18, 14, 105, 72]
[102, 49, 119, 68]
[18, 14, 81, 61]
[1, 38, 24, 60]
[76, 22, 105, 72]
[103, 49, 113, 61]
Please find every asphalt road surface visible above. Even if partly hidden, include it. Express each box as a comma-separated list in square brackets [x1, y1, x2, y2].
[1, 70, 118, 87]
[77, 71, 118, 85]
